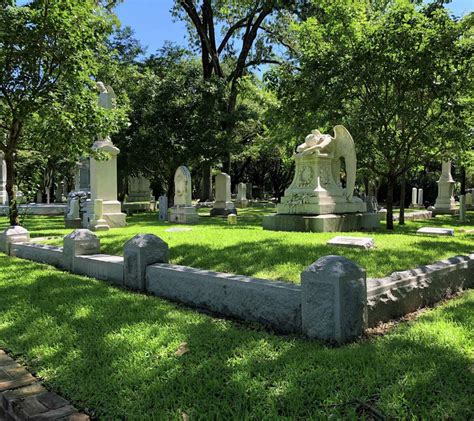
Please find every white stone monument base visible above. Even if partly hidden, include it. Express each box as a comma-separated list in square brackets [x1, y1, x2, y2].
[210, 201, 236, 216]
[85, 200, 126, 228]
[262, 213, 380, 233]
[168, 206, 199, 224]
[277, 198, 366, 215]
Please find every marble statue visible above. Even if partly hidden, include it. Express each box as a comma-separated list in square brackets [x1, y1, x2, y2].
[276, 125, 366, 215]
[84, 82, 126, 228]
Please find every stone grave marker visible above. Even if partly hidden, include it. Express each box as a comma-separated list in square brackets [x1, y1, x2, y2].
[416, 227, 454, 236]
[327, 236, 374, 249]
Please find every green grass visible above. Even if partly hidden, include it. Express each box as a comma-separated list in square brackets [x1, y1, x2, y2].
[3, 208, 473, 282]
[0, 255, 472, 419]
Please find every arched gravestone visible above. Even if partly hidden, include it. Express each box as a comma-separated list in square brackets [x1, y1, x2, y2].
[168, 166, 198, 224]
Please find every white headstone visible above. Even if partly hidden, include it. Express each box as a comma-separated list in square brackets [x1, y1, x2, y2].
[211, 173, 236, 216]
[0, 154, 7, 205]
[465, 192, 473, 207]
[168, 166, 198, 224]
[173, 166, 192, 206]
[411, 187, 418, 207]
[417, 188, 423, 206]
[434, 161, 456, 212]
[236, 182, 248, 208]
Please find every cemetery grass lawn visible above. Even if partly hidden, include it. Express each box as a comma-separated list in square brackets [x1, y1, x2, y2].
[0, 254, 473, 419]
[4, 209, 474, 283]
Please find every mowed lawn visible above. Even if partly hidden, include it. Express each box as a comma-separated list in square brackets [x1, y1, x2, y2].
[2, 208, 473, 282]
[0, 254, 473, 419]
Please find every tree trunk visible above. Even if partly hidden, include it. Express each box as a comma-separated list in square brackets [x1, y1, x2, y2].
[386, 177, 395, 230]
[200, 163, 213, 201]
[460, 166, 466, 195]
[399, 174, 406, 225]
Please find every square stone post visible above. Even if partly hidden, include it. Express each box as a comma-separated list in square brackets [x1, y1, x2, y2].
[124, 234, 169, 291]
[63, 229, 100, 272]
[301, 255, 367, 343]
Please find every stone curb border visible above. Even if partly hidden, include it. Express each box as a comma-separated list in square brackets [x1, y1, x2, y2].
[1, 227, 473, 344]
[0, 349, 88, 420]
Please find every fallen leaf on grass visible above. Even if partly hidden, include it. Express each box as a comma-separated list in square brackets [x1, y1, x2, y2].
[180, 411, 189, 421]
[175, 342, 190, 357]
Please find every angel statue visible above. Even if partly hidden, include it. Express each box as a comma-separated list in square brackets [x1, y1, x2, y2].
[94, 82, 119, 155]
[296, 125, 356, 202]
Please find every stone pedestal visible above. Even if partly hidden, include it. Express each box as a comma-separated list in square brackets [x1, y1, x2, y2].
[277, 154, 366, 215]
[211, 173, 236, 216]
[410, 187, 418, 208]
[263, 213, 380, 233]
[88, 199, 110, 231]
[124, 234, 169, 291]
[168, 206, 199, 224]
[63, 229, 100, 271]
[87, 141, 126, 228]
[433, 161, 457, 214]
[301, 255, 367, 343]
[0, 226, 30, 255]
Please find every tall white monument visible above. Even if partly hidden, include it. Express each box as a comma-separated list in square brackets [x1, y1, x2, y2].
[0, 154, 7, 205]
[168, 166, 198, 224]
[433, 161, 457, 214]
[86, 82, 126, 228]
[263, 125, 379, 232]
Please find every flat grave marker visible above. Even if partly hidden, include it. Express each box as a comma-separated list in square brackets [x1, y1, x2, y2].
[327, 236, 375, 249]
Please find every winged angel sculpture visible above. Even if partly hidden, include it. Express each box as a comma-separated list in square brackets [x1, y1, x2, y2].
[94, 82, 119, 155]
[296, 125, 356, 202]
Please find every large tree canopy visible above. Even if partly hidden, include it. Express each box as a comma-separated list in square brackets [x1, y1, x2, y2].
[0, 0, 127, 224]
[271, 0, 473, 228]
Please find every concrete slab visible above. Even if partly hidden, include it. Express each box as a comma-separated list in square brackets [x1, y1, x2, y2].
[327, 236, 374, 249]
[416, 227, 454, 236]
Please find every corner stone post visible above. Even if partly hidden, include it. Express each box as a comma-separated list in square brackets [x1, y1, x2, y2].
[63, 229, 100, 272]
[301, 255, 367, 344]
[0, 226, 30, 255]
[123, 234, 169, 291]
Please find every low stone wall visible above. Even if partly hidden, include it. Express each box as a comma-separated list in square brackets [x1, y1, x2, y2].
[146, 264, 302, 333]
[1, 228, 473, 343]
[367, 254, 474, 326]
[0, 204, 67, 216]
[10, 243, 64, 269]
[74, 254, 124, 285]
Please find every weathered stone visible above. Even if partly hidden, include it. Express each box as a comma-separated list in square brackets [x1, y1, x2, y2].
[63, 229, 100, 271]
[301, 255, 367, 343]
[0, 374, 36, 392]
[87, 199, 110, 232]
[410, 187, 418, 207]
[168, 166, 198, 224]
[158, 195, 168, 221]
[127, 176, 152, 203]
[12, 395, 48, 418]
[417, 188, 424, 206]
[0, 226, 30, 255]
[327, 236, 374, 249]
[416, 227, 454, 236]
[433, 161, 457, 213]
[236, 183, 248, 208]
[124, 234, 169, 291]
[146, 263, 302, 333]
[2, 383, 47, 412]
[211, 173, 236, 216]
[227, 213, 237, 225]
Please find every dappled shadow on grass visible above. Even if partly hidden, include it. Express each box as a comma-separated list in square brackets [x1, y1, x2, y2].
[0, 255, 472, 418]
